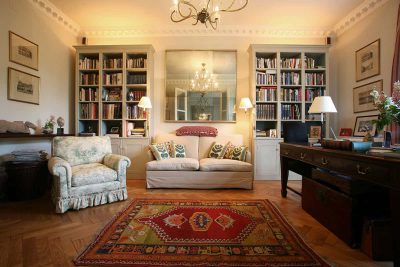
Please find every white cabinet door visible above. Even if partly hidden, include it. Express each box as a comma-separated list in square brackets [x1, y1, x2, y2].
[121, 138, 150, 179]
[254, 139, 282, 180]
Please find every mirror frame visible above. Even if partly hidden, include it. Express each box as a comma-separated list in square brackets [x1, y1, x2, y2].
[164, 49, 237, 123]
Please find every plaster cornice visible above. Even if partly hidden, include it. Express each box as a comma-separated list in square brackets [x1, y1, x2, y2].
[333, 0, 390, 36]
[28, 0, 80, 34]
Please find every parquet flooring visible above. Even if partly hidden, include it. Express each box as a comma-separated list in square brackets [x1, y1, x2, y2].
[0, 180, 392, 267]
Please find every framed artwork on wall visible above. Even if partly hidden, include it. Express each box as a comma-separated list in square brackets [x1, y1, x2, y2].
[8, 67, 40, 105]
[355, 39, 380, 82]
[353, 115, 379, 137]
[353, 79, 382, 113]
[9, 31, 39, 70]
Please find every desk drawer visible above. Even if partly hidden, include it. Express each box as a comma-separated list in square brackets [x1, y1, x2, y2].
[281, 146, 312, 162]
[311, 153, 392, 185]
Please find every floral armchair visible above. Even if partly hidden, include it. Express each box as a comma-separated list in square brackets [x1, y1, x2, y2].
[48, 136, 131, 213]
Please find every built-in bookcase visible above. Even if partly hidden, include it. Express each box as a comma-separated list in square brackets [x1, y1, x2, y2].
[75, 45, 154, 138]
[248, 44, 329, 180]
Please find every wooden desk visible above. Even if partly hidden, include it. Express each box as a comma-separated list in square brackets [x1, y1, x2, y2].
[280, 142, 400, 266]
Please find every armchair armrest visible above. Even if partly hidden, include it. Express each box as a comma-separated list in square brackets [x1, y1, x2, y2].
[48, 156, 72, 192]
[146, 148, 156, 161]
[104, 154, 131, 173]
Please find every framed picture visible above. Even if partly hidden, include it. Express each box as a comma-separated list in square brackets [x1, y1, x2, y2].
[8, 67, 40, 105]
[353, 80, 382, 113]
[339, 128, 353, 137]
[353, 115, 379, 137]
[355, 39, 380, 82]
[9, 31, 39, 70]
[309, 126, 321, 138]
[110, 127, 120, 134]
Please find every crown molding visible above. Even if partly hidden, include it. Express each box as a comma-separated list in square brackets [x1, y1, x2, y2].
[28, 0, 80, 35]
[333, 0, 390, 36]
[82, 27, 330, 39]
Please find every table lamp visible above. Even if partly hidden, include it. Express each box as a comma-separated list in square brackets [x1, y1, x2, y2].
[308, 96, 337, 139]
[138, 97, 152, 135]
[239, 97, 253, 113]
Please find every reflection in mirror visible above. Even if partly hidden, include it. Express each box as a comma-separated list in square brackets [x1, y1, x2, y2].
[165, 50, 236, 122]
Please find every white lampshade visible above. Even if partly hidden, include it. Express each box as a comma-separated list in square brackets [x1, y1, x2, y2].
[138, 96, 152, 109]
[239, 97, 253, 112]
[308, 96, 337, 113]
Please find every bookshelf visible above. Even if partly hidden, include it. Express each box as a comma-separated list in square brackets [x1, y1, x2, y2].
[75, 45, 154, 179]
[249, 44, 329, 180]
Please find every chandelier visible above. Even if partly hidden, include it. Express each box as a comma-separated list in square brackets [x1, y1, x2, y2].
[170, 0, 249, 30]
[190, 63, 218, 94]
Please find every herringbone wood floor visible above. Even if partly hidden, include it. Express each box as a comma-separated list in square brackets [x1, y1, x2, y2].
[0, 180, 392, 267]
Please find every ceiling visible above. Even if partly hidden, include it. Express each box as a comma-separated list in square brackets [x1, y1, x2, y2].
[48, 0, 365, 34]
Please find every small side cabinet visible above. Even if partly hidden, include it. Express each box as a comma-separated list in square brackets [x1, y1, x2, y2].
[254, 138, 282, 180]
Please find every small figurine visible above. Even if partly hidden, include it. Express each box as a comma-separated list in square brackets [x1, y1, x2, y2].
[57, 116, 65, 135]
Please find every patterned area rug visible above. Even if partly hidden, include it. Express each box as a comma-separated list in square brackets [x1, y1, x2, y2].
[75, 199, 330, 266]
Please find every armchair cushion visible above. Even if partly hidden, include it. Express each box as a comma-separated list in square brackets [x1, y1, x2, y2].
[53, 136, 112, 166]
[71, 163, 117, 187]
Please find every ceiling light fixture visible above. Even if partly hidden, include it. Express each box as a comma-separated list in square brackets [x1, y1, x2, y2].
[170, 0, 249, 30]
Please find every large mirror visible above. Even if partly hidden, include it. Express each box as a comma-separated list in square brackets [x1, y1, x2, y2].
[165, 50, 236, 122]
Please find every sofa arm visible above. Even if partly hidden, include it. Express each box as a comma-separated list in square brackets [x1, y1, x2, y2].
[48, 157, 72, 199]
[104, 154, 131, 173]
[245, 151, 252, 164]
[147, 148, 155, 161]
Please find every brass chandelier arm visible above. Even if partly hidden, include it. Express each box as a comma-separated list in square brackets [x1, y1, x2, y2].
[170, 1, 198, 23]
[171, 11, 197, 23]
[220, 0, 248, 12]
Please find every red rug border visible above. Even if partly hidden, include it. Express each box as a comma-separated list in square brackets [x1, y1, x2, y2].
[74, 198, 332, 267]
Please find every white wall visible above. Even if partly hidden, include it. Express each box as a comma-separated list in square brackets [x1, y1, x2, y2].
[88, 35, 326, 147]
[0, 0, 76, 155]
[332, 0, 399, 133]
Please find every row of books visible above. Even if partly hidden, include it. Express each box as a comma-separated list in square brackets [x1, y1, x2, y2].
[80, 103, 98, 119]
[281, 72, 300, 85]
[256, 129, 277, 138]
[127, 104, 145, 119]
[127, 90, 146, 101]
[127, 74, 147, 85]
[103, 88, 122, 101]
[103, 103, 122, 119]
[103, 73, 123, 85]
[304, 57, 324, 69]
[281, 58, 301, 69]
[281, 104, 301, 120]
[127, 57, 147, 69]
[80, 73, 99, 85]
[305, 73, 325, 86]
[281, 88, 302, 102]
[256, 104, 276, 120]
[256, 57, 277, 69]
[79, 57, 99, 70]
[103, 58, 123, 69]
[256, 71, 277, 85]
[256, 87, 277, 102]
[79, 88, 98, 101]
[305, 88, 324, 102]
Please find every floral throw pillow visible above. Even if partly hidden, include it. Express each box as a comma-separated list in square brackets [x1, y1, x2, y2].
[172, 142, 186, 158]
[208, 142, 228, 159]
[223, 141, 235, 159]
[149, 143, 170, 160]
[228, 145, 248, 161]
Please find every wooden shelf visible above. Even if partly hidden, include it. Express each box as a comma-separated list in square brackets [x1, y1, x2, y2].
[0, 133, 74, 139]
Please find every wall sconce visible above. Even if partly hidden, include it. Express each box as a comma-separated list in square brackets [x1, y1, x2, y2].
[239, 97, 253, 113]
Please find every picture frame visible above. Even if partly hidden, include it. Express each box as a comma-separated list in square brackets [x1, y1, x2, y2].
[355, 39, 380, 82]
[110, 127, 120, 134]
[9, 31, 39, 70]
[353, 115, 379, 137]
[309, 126, 321, 138]
[339, 128, 353, 137]
[353, 80, 382, 113]
[8, 67, 40, 105]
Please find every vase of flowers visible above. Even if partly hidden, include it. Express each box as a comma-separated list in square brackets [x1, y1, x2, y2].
[43, 115, 56, 134]
[370, 81, 400, 146]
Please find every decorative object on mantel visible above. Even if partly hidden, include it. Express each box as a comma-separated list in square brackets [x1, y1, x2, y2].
[0, 120, 31, 134]
[170, 0, 248, 30]
[74, 198, 330, 267]
[42, 115, 56, 134]
[56, 116, 65, 135]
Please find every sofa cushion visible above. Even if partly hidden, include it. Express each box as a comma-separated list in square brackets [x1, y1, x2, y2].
[208, 142, 228, 159]
[172, 142, 186, 158]
[71, 163, 117, 187]
[227, 145, 248, 161]
[176, 126, 218, 137]
[199, 158, 252, 172]
[149, 143, 170, 160]
[154, 134, 199, 160]
[199, 135, 244, 159]
[146, 158, 199, 171]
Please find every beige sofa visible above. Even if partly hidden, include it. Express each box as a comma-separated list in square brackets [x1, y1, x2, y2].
[146, 134, 253, 189]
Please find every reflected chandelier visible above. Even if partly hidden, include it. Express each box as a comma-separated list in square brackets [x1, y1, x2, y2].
[170, 0, 249, 30]
[190, 63, 218, 94]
